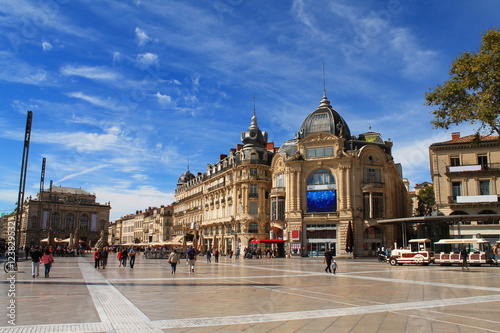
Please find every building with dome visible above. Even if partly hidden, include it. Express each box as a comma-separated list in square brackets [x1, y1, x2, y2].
[270, 93, 411, 257]
[174, 111, 277, 252]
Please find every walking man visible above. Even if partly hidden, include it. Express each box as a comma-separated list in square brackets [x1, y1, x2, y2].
[186, 246, 196, 274]
[324, 249, 333, 273]
[30, 246, 43, 278]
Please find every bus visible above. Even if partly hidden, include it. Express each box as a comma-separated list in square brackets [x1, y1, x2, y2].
[389, 239, 434, 266]
[434, 238, 493, 266]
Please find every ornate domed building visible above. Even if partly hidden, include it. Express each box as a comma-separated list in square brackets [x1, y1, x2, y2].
[270, 93, 410, 257]
[174, 110, 277, 252]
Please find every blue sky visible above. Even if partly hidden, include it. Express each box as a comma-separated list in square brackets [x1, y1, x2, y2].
[1, 1, 498, 221]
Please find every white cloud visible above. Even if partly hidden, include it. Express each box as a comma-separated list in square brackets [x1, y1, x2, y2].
[155, 92, 172, 108]
[135, 53, 159, 69]
[42, 41, 53, 52]
[60, 65, 119, 81]
[135, 27, 150, 46]
[91, 185, 175, 221]
[67, 91, 124, 111]
[112, 51, 122, 63]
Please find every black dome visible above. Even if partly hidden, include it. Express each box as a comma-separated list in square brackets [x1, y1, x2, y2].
[298, 95, 351, 139]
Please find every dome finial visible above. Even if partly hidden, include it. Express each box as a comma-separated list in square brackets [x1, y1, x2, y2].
[319, 62, 331, 107]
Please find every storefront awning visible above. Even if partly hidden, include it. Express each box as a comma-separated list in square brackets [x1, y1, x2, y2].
[250, 239, 285, 244]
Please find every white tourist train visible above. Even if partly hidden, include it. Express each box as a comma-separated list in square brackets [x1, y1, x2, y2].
[389, 239, 434, 266]
[434, 238, 494, 266]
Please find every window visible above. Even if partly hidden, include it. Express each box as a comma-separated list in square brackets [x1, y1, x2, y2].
[450, 157, 460, 166]
[271, 196, 285, 221]
[364, 168, 381, 183]
[276, 174, 284, 187]
[306, 147, 334, 158]
[307, 169, 335, 186]
[478, 154, 488, 166]
[363, 193, 384, 219]
[309, 113, 330, 132]
[250, 168, 258, 177]
[452, 182, 462, 199]
[66, 213, 75, 231]
[249, 202, 258, 215]
[479, 180, 490, 195]
[248, 222, 258, 233]
[249, 184, 258, 198]
[307, 169, 336, 212]
[80, 213, 89, 231]
[51, 212, 61, 230]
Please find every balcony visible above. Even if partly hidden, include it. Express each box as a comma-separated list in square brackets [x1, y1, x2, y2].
[447, 163, 500, 174]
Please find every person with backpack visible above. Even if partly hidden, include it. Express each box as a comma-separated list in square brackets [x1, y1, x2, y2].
[186, 246, 196, 274]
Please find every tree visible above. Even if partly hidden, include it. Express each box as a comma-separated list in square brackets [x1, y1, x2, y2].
[416, 185, 435, 217]
[425, 28, 500, 137]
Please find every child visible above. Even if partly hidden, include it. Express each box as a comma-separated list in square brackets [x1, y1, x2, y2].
[331, 260, 338, 274]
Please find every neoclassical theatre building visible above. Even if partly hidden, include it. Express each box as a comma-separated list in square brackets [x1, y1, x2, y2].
[270, 94, 410, 257]
[174, 93, 411, 257]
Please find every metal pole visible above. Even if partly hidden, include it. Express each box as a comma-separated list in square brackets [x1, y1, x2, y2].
[14, 111, 33, 260]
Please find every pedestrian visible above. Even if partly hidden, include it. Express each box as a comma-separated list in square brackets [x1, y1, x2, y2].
[186, 246, 196, 274]
[235, 247, 240, 259]
[41, 248, 54, 278]
[324, 249, 332, 273]
[214, 249, 219, 263]
[228, 249, 233, 259]
[492, 244, 498, 264]
[30, 246, 43, 278]
[331, 260, 338, 274]
[206, 249, 212, 263]
[94, 248, 101, 269]
[129, 246, 137, 269]
[121, 248, 128, 268]
[117, 249, 123, 267]
[101, 247, 108, 269]
[168, 249, 180, 274]
[460, 247, 469, 270]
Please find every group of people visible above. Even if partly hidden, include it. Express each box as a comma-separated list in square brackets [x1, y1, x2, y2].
[93, 247, 109, 269]
[115, 246, 138, 269]
[29, 246, 55, 278]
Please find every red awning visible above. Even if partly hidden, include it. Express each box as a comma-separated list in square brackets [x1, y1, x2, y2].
[250, 239, 285, 244]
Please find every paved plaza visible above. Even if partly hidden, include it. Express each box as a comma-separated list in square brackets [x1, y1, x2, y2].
[1, 253, 500, 332]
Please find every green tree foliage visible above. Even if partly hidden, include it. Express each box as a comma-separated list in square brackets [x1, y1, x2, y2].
[425, 28, 500, 137]
[416, 185, 435, 216]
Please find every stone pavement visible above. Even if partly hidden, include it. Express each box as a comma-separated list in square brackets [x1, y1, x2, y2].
[1, 253, 500, 332]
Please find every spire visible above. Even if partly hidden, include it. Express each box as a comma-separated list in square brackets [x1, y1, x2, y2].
[319, 62, 331, 108]
[250, 94, 258, 129]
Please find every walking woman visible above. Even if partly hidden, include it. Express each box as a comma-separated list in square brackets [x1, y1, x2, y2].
[41, 248, 54, 278]
[168, 249, 180, 274]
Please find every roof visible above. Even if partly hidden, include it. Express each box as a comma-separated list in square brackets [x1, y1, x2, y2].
[431, 134, 498, 146]
[45, 186, 92, 195]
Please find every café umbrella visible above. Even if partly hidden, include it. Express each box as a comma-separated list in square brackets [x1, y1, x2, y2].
[345, 221, 354, 253]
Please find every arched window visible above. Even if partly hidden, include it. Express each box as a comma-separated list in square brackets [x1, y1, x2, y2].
[248, 222, 259, 233]
[307, 169, 337, 212]
[66, 213, 75, 231]
[80, 213, 89, 231]
[50, 212, 61, 230]
[30, 217, 38, 229]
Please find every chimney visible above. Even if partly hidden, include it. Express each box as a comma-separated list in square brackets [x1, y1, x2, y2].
[451, 132, 460, 140]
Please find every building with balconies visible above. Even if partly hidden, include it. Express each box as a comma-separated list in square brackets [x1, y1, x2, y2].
[174, 111, 276, 252]
[429, 132, 500, 242]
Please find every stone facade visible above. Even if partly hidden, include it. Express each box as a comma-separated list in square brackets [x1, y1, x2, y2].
[17, 185, 111, 248]
[174, 111, 276, 252]
[110, 206, 173, 245]
[270, 94, 411, 258]
[429, 132, 500, 241]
